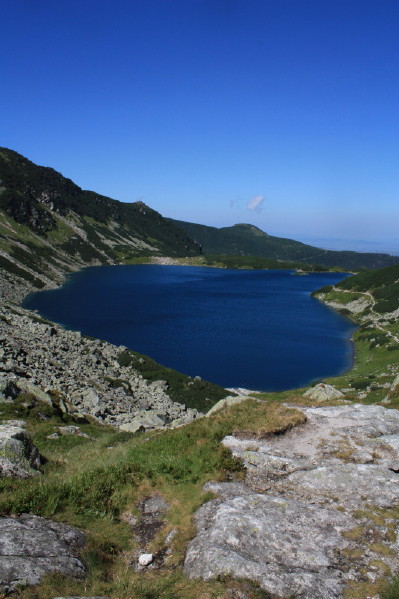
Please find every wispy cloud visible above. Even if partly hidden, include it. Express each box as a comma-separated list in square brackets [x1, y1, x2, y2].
[247, 195, 265, 212]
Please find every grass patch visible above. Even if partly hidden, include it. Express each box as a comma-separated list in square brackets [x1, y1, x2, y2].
[0, 398, 301, 598]
[381, 577, 399, 599]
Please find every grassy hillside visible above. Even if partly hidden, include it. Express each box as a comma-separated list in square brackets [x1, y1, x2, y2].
[170, 219, 399, 271]
[0, 148, 201, 291]
[311, 263, 399, 405]
[336, 264, 399, 314]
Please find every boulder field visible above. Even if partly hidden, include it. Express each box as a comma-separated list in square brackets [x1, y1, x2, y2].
[0, 304, 200, 431]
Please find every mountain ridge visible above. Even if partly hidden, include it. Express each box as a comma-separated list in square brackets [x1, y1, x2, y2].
[170, 218, 399, 270]
[1, 147, 399, 302]
[0, 147, 201, 296]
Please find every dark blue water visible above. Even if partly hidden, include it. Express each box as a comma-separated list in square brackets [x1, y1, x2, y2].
[24, 265, 356, 390]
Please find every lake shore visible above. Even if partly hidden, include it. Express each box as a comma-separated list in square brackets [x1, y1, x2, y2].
[23, 264, 353, 391]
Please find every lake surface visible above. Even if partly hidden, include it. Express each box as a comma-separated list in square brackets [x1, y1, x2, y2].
[24, 265, 356, 391]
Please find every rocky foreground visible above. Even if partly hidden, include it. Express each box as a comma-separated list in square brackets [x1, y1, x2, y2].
[1, 270, 399, 597]
[185, 402, 399, 598]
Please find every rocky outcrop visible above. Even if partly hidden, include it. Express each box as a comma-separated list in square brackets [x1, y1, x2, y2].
[0, 304, 200, 431]
[205, 393, 250, 416]
[383, 373, 399, 404]
[0, 421, 41, 478]
[185, 404, 399, 598]
[47, 425, 92, 440]
[0, 515, 85, 594]
[185, 490, 353, 598]
[303, 382, 344, 402]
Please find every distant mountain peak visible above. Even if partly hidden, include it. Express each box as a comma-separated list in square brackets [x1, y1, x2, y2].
[232, 223, 269, 236]
[170, 218, 399, 270]
[133, 200, 149, 208]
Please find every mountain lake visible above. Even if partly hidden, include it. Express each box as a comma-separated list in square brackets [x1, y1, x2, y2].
[24, 265, 356, 391]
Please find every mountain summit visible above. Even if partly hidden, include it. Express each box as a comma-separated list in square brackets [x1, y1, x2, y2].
[0, 148, 200, 291]
[170, 219, 399, 270]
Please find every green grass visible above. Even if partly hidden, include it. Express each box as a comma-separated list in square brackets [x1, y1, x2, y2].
[0, 397, 302, 599]
[381, 577, 399, 599]
[312, 277, 399, 406]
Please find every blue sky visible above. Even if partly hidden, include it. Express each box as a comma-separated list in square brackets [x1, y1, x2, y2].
[2, 0, 398, 251]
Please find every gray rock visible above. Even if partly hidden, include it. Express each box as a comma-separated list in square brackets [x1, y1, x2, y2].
[275, 463, 399, 508]
[2, 419, 27, 427]
[165, 529, 177, 545]
[0, 304, 202, 431]
[205, 395, 248, 416]
[0, 379, 20, 402]
[119, 422, 145, 433]
[130, 414, 166, 430]
[303, 383, 344, 402]
[0, 515, 85, 594]
[0, 458, 40, 479]
[72, 388, 101, 410]
[0, 424, 41, 478]
[187, 403, 399, 598]
[54, 426, 91, 438]
[142, 494, 168, 515]
[185, 494, 352, 599]
[14, 379, 53, 405]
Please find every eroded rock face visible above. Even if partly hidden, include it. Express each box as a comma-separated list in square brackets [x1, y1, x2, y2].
[0, 515, 85, 594]
[0, 422, 41, 478]
[185, 404, 399, 598]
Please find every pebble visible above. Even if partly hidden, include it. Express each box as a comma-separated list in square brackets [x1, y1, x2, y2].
[138, 553, 153, 566]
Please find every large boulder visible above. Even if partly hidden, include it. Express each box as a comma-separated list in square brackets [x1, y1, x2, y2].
[0, 423, 41, 478]
[205, 395, 248, 417]
[0, 515, 85, 594]
[303, 383, 344, 402]
[186, 404, 399, 598]
[14, 379, 53, 405]
[185, 493, 353, 599]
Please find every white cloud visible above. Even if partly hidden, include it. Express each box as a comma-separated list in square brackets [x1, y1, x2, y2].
[247, 195, 265, 212]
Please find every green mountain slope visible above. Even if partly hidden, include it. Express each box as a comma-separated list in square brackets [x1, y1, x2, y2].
[336, 263, 399, 314]
[312, 262, 399, 405]
[0, 148, 200, 290]
[170, 220, 399, 271]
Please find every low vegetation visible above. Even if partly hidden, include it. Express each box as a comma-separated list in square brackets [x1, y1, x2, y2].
[0, 396, 303, 598]
[337, 264, 399, 314]
[310, 264, 399, 406]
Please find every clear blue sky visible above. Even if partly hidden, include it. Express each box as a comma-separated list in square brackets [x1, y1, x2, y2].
[2, 0, 398, 251]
